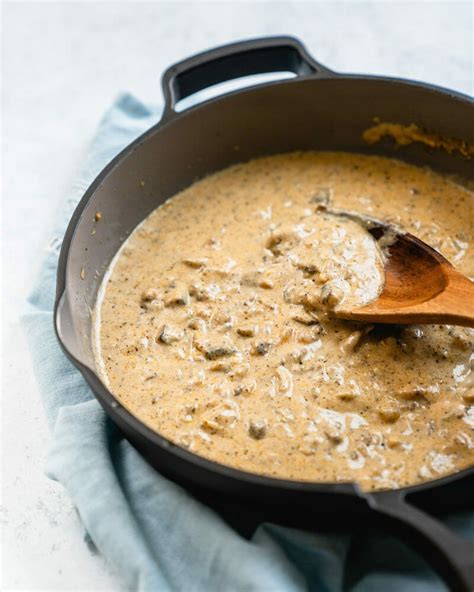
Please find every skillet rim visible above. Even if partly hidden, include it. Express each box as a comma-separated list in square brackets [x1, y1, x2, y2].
[54, 70, 474, 498]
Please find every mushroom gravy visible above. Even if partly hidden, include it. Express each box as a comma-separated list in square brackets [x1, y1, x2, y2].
[95, 152, 474, 491]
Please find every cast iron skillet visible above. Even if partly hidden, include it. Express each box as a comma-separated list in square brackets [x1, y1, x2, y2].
[55, 37, 474, 590]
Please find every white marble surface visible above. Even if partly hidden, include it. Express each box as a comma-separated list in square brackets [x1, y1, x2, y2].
[2, 1, 472, 590]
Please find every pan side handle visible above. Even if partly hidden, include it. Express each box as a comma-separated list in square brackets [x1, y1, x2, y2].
[161, 36, 334, 120]
[367, 490, 474, 591]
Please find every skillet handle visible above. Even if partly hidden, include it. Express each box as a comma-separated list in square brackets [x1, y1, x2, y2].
[161, 36, 333, 119]
[368, 490, 474, 591]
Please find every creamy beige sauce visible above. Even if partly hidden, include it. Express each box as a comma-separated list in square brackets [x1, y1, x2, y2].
[95, 152, 474, 491]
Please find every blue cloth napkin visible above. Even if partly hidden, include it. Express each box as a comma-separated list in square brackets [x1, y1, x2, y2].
[23, 93, 470, 591]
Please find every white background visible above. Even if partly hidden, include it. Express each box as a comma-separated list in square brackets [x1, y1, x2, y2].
[2, 1, 473, 589]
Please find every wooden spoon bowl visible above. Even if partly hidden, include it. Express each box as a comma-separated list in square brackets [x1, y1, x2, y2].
[335, 219, 474, 327]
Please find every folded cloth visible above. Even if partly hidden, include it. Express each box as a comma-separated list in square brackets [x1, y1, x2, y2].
[23, 93, 471, 592]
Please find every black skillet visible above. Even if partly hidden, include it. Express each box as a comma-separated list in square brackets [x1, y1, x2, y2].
[54, 37, 474, 590]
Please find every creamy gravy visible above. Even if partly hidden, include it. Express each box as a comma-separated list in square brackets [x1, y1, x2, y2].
[95, 152, 474, 490]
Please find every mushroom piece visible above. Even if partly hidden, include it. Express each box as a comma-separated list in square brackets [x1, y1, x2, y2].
[233, 379, 256, 397]
[248, 419, 267, 440]
[141, 288, 160, 302]
[275, 366, 293, 397]
[462, 388, 474, 403]
[337, 392, 357, 402]
[237, 325, 256, 338]
[253, 342, 271, 356]
[210, 361, 231, 373]
[187, 318, 207, 331]
[265, 226, 298, 255]
[182, 257, 208, 269]
[189, 282, 220, 302]
[291, 312, 320, 326]
[164, 282, 190, 307]
[378, 406, 401, 423]
[258, 277, 274, 289]
[320, 279, 348, 309]
[325, 429, 343, 444]
[299, 435, 323, 456]
[341, 326, 373, 353]
[158, 325, 184, 345]
[195, 339, 237, 360]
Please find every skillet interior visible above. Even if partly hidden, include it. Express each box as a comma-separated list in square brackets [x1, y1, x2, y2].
[56, 73, 474, 497]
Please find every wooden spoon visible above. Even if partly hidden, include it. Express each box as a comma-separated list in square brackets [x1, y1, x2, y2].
[331, 212, 474, 328]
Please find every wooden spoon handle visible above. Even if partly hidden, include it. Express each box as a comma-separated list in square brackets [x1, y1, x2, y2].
[420, 268, 474, 327]
[341, 268, 474, 327]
